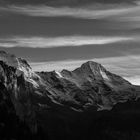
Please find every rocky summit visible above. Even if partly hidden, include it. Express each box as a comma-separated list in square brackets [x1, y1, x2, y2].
[0, 51, 140, 140]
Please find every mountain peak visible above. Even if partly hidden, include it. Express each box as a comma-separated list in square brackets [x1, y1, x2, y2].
[0, 50, 18, 67]
[0, 50, 33, 78]
[18, 57, 32, 69]
[78, 61, 105, 76]
[81, 61, 102, 69]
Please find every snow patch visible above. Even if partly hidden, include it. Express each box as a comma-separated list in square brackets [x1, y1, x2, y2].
[55, 71, 63, 78]
[100, 69, 110, 80]
[26, 78, 39, 88]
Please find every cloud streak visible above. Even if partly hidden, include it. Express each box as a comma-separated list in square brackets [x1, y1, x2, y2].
[0, 36, 132, 48]
[0, 4, 138, 19]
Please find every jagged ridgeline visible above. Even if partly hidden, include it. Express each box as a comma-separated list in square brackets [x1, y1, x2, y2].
[0, 51, 140, 140]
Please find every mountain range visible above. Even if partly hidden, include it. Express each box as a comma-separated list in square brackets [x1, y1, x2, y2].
[0, 51, 140, 140]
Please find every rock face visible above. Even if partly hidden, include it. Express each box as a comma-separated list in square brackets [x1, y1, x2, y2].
[37, 61, 135, 112]
[0, 51, 140, 140]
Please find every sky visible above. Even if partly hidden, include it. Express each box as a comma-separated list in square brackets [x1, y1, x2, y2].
[0, 0, 140, 85]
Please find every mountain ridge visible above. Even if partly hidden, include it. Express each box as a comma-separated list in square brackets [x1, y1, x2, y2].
[0, 51, 136, 111]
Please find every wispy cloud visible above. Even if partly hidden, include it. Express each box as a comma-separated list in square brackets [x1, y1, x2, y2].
[0, 36, 132, 48]
[0, 4, 138, 19]
[30, 55, 140, 85]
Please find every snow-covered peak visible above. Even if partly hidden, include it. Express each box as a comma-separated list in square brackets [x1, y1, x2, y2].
[80, 61, 104, 74]
[0, 51, 34, 78]
[17, 58, 33, 77]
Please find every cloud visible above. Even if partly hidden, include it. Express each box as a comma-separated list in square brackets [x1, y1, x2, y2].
[30, 55, 140, 85]
[0, 4, 138, 19]
[106, 1, 140, 29]
[112, 2, 140, 21]
[0, 0, 136, 6]
[0, 36, 132, 48]
[1, 3, 140, 26]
